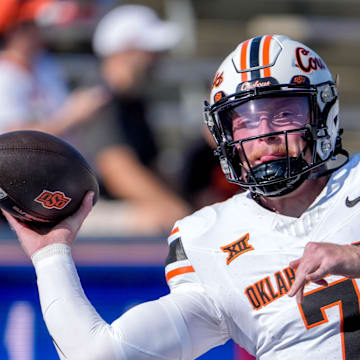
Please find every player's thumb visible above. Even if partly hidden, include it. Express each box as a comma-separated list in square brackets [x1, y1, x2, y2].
[60, 191, 94, 233]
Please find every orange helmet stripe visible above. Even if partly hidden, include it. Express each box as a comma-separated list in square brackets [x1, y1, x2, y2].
[262, 35, 272, 77]
[241, 39, 250, 82]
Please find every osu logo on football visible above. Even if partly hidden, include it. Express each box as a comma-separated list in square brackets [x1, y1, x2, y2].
[34, 190, 71, 209]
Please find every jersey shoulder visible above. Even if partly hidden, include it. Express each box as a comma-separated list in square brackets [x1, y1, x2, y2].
[327, 153, 360, 202]
[171, 192, 254, 247]
[337, 153, 360, 187]
[165, 193, 256, 289]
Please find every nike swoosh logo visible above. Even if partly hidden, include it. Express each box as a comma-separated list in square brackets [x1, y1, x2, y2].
[345, 196, 360, 207]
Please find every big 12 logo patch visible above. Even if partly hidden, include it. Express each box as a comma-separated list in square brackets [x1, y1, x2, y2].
[35, 190, 71, 209]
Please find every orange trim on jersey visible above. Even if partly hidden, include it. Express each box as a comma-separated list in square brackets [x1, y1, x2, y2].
[169, 227, 179, 237]
[262, 35, 272, 77]
[241, 40, 250, 82]
[352, 279, 360, 307]
[166, 265, 194, 283]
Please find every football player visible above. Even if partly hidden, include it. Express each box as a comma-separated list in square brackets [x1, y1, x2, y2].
[6, 35, 360, 359]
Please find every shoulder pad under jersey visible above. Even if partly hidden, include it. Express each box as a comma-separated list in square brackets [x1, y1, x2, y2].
[164, 200, 236, 289]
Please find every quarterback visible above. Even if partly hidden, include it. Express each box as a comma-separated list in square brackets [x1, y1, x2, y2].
[6, 35, 360, 359]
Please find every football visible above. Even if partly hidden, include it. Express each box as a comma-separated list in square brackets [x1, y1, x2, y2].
[0, 130, 99, 227]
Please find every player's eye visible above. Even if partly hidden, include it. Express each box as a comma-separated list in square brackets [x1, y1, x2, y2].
[272, 110, 297, 125]
[232, 115, 257, 130]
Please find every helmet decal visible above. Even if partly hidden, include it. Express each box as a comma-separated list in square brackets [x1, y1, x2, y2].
[248, 36, 262, 79]
[237, 77, 278, 92]
[262, 35, 273, 78]
[235, 35, 282, 81]
[295, 47, 327, 73]
[291, 75, 310, 85]
[239, 38, 250, 81]
[214, 91, 225, 103]
[211, 71, 224, 90]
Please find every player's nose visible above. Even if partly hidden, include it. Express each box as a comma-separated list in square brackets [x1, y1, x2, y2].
[256, 115, 281, 143]
[257, 115, 274, 133]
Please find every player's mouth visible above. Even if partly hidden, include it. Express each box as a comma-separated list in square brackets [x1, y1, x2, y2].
[253, 153, 286, 166]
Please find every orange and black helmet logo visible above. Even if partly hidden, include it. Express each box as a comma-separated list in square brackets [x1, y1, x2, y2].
[295, 47, 326, 73]
[291, 75, 310, 85]
[214, 91, 225, 103]
[211, 71, 224, 90]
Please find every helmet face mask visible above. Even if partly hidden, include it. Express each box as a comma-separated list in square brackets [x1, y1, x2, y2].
[204, 35, 348, 197]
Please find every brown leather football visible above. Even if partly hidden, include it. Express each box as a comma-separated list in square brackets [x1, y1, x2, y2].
[0, 130, 99, 226]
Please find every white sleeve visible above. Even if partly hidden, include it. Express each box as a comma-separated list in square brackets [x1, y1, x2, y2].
[32, 244, 230, 360]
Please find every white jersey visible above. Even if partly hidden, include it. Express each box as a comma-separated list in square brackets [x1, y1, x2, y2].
[32, 154, 360, 360]
[165, 153, 360, 359]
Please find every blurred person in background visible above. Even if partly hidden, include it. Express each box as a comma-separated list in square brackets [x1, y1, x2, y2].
[73, 4, 190, 235]
[181, 124, 241, 210]
[0, 0, 109, 135]
[0, 1, 190, 235]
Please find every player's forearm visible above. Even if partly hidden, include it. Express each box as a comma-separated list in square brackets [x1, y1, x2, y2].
[32, 244, 187, 360]
[32, 243, 227, 360]
[32, 244, 121, 360]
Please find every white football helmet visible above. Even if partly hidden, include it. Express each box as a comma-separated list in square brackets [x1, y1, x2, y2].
[204, 34, 348, 197]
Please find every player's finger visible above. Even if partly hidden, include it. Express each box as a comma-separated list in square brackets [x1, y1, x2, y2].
[295, 285, 305, 304]
[2, 210, 18, 230]
[2, 210, 34, 235]
[288, 278, 306, 298]
[291, 270, 328, 302]
[312, 279, 328, 287]
[61, 191, 94, 231]
[288, 262, 316, 297]
[288, 264, 307, 297]
[289, 257, 302, 270]
[305, 267, 329, 283]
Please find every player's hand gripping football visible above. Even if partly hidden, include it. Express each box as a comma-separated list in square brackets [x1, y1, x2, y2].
[288, 241, 360, 303]
[2, 192, 94, 258]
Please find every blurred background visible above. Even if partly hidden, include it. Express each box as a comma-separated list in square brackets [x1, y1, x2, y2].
[0, 0, 359, 359]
